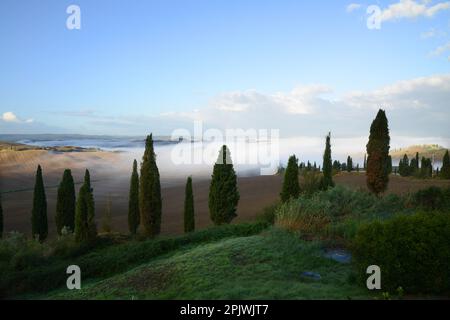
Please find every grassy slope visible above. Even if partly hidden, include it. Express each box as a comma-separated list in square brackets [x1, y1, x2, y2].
[43, 228, 371, 300]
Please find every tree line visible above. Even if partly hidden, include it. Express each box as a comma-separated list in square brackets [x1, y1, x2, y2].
[1, 109, 450, 239]
[0, 134, 240, 241]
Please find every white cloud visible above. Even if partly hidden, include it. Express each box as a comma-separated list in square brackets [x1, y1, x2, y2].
[378, 0, 450, 22]
[347, 3, 362, 13]
[343, 74, 450, 109]
[180, 74, 450, 137]
[1, 111, 34, 124]
[2, 111, 19, 122]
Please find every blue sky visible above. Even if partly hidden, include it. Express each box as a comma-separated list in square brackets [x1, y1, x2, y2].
[1, 0, 450, 139]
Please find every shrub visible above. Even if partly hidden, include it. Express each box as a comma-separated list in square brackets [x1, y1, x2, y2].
[352, 212, 450, 294]
[275, 198, 331, 236]
[256, 202, 280, 225]
[412, 186, 450, 211]
[300, 171, 323, 197]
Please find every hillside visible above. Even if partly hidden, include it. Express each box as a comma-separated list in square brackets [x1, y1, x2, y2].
[390, 144, 448, 161]
[39, 228, 370, 300]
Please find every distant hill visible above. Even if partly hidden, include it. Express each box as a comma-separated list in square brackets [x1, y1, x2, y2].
[390, 144, 448, 162]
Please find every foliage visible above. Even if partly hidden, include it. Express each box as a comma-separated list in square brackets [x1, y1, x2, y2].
[55, 169, 76, 235]
[184, 176, 195, 233]
[31, 165, 48, 242]
[139, 134, 162, 237]
[322, 132, 334, 189]
[209, 145, 240, 225]
[441, 149, 450, 179]
[412, 186, 450, 211]
[280, 155, 300, 202]
[352, 212, 450, 294]
[128, 159, 140, 235]
[366, 109, 390, 195]
[75, 170, 96, 242]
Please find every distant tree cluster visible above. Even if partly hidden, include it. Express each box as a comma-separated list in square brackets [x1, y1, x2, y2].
[397, 150, 449, 179]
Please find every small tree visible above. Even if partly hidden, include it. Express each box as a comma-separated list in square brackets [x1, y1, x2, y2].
[209, 145, 240, 225]
[139, 134, 162, 237]
[321, 132, 334, 189]
[363, 154, 367, 170]
[346, 156, 353, 172]
[280, 155, 300, 202]
[441, 150, 450, 179]
[75, 169, 96, 242]
[55, 169, 76, 235]
[31, 165, 48, 242]
[128, 159, 140, 235]
[366, 109, 390, 196]
[184, 176, 195, 233]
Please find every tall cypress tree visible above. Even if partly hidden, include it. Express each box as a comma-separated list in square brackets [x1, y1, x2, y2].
[209, 145, 240, 225]
[366, 109, 390, 196]
[75, 169, 96, 242]
[441, 150, 450, 179]
[31, 165, 48, 242]
[184, 176, 195, 233]
[346, 156, 353, 172]
[280, 155, 300, 202]
[128, 159, 140, 235]
[55, 169, 76, 235]
[139, 134, 162, 236]
[0, 195, 3, 239]
[322, 132, 334, 189]
[363, 154, 367, 170]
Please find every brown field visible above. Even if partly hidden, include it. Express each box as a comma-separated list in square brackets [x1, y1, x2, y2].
[1, 150, 450, 238]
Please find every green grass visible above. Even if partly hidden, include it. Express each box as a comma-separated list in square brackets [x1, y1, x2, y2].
[41, 228, 372, 300]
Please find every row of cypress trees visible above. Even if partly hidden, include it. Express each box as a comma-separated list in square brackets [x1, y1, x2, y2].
[28, 166, 96, 242]
[129, 137, 239, 236]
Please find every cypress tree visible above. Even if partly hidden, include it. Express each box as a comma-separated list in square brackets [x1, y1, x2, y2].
[322, 132, 334, 189]
[0, 195, 3, 239]
[209, 145, 240, 225]
[415, 152, 420, 170]
[128, 159, 140, 235]
[346, 156, 353, 172]
[55, 169, 76, 235]
[366, 109, 390, 196]
[31, 165, 48, 242]
[75, 169, 96, 242]
[280, 155, 300, 202]
[363, 154, 367, 170]
[399, 154, 409, 177]
[184, 176, 195, 233]
[139, 134, 162, 236]
[387, 156, 393, 174]
[441, 150, 450, 179]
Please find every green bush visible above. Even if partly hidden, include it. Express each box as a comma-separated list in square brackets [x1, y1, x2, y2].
[352, 212, 450, 294]
[256, 202, 280, 225]
[412, 186, 450, 211]
[300, 171, 323, 197]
